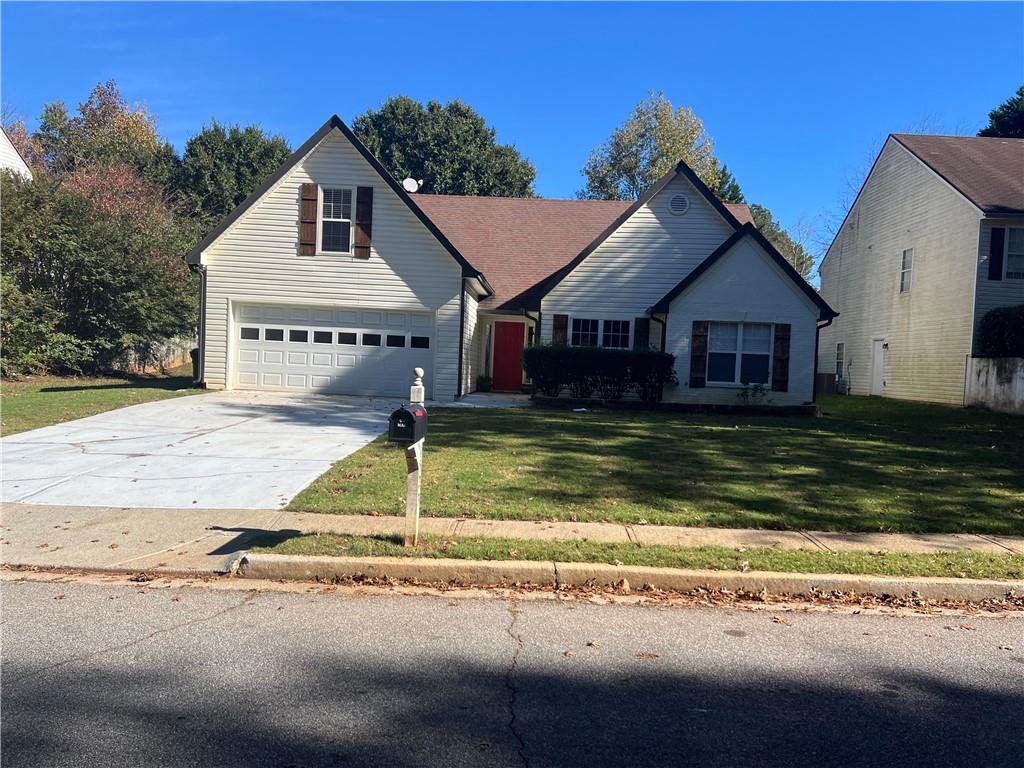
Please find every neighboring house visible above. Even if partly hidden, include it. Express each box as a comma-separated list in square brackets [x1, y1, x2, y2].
[0, 128, 33, 180]
[186, 115, 836, 405]
[818, 134, 1024, 405]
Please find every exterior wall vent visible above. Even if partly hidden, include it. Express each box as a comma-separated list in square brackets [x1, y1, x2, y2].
[669, 194, 690, 216]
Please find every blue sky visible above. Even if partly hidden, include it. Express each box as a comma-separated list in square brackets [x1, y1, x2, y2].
[2, 1, 1021, 253]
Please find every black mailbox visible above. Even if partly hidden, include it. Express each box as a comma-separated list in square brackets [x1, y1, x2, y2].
[388, 405, 428, 444]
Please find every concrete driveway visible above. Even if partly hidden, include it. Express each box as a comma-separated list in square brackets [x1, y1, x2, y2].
[1, 392, 395, 509]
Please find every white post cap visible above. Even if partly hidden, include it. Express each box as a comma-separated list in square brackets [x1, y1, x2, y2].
[410, 367, 425, 405]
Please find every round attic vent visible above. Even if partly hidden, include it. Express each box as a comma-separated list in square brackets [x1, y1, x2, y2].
[669, 193, 690, 216]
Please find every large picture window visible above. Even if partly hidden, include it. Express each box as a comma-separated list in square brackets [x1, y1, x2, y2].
[707, 322, 773, 385]
[320, 187, 353, 253]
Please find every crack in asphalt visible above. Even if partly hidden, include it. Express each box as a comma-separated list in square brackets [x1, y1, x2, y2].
[504, 597, 530, 768]
[5, 592, 257, 685]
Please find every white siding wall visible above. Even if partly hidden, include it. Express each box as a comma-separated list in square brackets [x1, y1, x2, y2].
[0, 130, 31, 180]
[817, 139, 983, 405]
[664, 237, 819, 406]
[539, 175, 734, 340]
[973, 219, 1024, 351]
[202, 131, 464, 399]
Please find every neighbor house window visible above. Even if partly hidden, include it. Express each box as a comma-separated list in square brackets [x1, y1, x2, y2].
[835, 343, 845, 380]
[707, 322, 772, 385]
[571, 318, 599, 346]
[899, 248, 914, 293]
[602, 320, 630, 349]
[320, 187, 353, 253]
[1006, 228, 1024, 279]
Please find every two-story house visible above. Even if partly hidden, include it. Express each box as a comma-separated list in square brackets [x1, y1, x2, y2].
[818, 134, 1024, 405]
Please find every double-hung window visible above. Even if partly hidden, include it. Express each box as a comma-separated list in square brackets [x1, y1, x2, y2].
[602, 320, 630, 349]
[707, 322, 772, 385]
[899, 248, 914, 293]
[835, 343, 845, 380]
[320, 187, 353, 253]
[1006, 228, 1024, 279]
[571, 318, 599, 346]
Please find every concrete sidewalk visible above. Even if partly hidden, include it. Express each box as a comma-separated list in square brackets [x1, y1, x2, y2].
[3, 502, 1022, 577]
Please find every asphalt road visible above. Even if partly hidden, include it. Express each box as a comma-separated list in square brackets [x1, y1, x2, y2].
[2, 578, 1022, 768]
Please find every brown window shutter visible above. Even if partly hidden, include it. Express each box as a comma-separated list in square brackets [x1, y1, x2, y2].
[552, 314, 569, 346]
[988, 227, 1005, 281]
[771, 323, 791, 392]
[354, 186, 373, 260]
[689, 320, 708, 388]
[299, 183, 318, 256]
[633, 317, 651, 350]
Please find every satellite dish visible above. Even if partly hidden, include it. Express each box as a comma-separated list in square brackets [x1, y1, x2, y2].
[402, 178, 420, 193]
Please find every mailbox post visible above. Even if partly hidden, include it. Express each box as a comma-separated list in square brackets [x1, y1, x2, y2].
[388, 368, 428, 547]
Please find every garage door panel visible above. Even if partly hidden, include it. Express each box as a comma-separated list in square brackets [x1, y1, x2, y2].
[233, 304, 433, 397]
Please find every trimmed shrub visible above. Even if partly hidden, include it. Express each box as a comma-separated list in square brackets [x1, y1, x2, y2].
[977, 305, 1024, 357]
[521, 345, 677, 403]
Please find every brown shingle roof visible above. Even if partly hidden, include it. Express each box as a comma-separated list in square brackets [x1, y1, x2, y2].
[892, 134, 1024, 215]
[411, 194, 752, 309]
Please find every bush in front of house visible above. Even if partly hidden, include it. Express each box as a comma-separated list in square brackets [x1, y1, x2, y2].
[977, 304, 1024, 357]
[521, 345, 677, 403]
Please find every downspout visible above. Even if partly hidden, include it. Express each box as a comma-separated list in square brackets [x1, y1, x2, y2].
[524, 310, 541, 347]
[188, 262, 207, 387]
[648, 310, 667, 351]
[813, 316, 834, 404]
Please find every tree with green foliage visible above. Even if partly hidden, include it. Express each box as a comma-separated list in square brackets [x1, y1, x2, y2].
[749, 203, 815, 279]
[978, 85, 1024, 138]
[352, 96, 536, 196]
[176, 121, 291, 223]
[1, 165, 199, 374]
[713, 161, 745, 204]
[578, 91, 721, 200]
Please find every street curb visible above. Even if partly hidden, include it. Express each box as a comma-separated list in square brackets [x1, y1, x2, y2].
[238, 553, 1024, 601]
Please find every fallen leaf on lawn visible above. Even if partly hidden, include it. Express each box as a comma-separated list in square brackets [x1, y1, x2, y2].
[772, 615, 790, 625]
[636, 652, 659, 660]
[508, 548, 519, 558]
[738, 561, 751, 573]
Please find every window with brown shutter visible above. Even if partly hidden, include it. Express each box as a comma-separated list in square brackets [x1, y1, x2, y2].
[354, 186, 373, 260]
[552, 314, 569, 346]
[689, 320, 708, 388]
[299, 183, 318, 255]
[771, 323, 791, 392]
[633, 317, 651, 350]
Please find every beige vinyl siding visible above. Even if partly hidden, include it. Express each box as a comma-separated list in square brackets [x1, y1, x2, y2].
[539, 175, 734, 339]
[461, 288, 479, 394]
[201, 130, 464, 399]
[664, 236, 819, 406]
[817, 138, 983, 405]
[973, 219, 1024, 352]
[0, 130, 31, 180]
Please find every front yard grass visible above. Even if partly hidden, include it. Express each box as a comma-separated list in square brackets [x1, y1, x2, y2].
[0, 364, 199, 436]
[289, 395, 1024, 536]
[254, 533, 1024, 581]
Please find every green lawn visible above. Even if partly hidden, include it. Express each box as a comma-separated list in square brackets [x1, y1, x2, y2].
[254, 533, 1024, 581]
[289, 395, 1024, 536]
[0, 364, 200, 435]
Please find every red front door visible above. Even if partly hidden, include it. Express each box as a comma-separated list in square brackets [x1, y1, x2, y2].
[492, 322, 525, 392]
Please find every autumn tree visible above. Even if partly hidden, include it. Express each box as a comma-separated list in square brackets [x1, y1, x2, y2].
[352, 96, 536, 196]
[978, 85, 1024, 138]
[578, 91, 721, 200]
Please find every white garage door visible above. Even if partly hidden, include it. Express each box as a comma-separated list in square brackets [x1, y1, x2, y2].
[233, 304, 433, 396]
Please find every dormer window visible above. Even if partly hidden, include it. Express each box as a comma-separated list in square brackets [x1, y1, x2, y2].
[319, 187, 354, 253]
